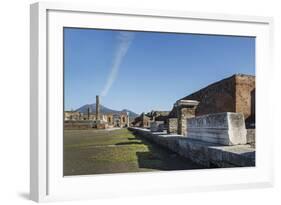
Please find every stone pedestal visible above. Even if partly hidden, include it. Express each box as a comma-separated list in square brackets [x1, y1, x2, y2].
[187, 112, 247, 145]
[168, 118, 178, 134]
[175, 100, 199, 136]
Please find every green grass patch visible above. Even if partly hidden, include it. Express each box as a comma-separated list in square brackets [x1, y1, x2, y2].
[64, 128, 203, 176]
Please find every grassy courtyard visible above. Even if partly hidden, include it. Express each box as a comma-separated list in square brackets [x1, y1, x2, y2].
[64, 128, 203, 176]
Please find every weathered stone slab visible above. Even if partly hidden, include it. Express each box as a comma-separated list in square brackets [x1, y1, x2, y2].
[187, 112, 247, 145]
[150, 121, 164, 132]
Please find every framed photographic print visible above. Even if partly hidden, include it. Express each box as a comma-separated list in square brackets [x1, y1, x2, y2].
[30, 2, 274, 202]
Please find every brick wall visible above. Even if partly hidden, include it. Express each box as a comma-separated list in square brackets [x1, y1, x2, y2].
[181, 74, 255, 126]
[235, 75, 255, 125]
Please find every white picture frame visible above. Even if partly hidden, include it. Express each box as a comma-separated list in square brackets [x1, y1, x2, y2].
[30, 2, 274, 202]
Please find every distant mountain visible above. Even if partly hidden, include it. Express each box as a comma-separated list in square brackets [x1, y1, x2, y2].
[75, 104, 139, 118]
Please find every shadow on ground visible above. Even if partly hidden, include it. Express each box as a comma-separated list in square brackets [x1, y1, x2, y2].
[126, 130, 203, 170]
[63, 128, 204, 176]
[115, 141, 144, 146]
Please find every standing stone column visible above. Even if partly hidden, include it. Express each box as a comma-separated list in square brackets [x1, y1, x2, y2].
[96, 95, 100, 121]
[87, 107, 91, 120]
[175, 100, 199, 136]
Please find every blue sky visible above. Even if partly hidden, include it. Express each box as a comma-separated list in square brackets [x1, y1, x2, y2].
[64, 28, 255, 114]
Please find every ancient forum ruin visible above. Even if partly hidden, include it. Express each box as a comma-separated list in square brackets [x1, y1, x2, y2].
[132, 74, 255, 137]
[64, 74, 255, 169]
[65, 74, 255, 140]
[129, 74, 256, 168]
[62, 27, 257, 177]
[64, 95, 129, 129]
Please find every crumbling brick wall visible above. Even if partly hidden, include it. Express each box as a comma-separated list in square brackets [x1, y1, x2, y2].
[182, 75, 236, 115]
[235, 75, 255, 126]
[181, 74, 255, 127]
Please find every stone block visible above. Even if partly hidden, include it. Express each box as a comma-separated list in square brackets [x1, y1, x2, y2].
[168, 118, 178, 134]
[150, 121, 164, 132]
[187, 112, 247, 145]
[246, 129, 255, 144]
[175, 100, 199, 136]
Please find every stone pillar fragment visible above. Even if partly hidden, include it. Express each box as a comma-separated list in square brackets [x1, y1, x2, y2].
[167, 118, 178, 134]
[87, 107, 91, 120]
[175, 100, 199, 136]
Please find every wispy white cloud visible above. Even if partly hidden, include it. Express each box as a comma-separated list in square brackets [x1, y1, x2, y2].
[100, 32, 134, 97]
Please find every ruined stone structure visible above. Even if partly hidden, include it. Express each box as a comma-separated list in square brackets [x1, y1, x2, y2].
[64, 111, 83, 121]
[132, 110, 170, 129]
[105, 112, 129, 128]
[146, 111, 170, 122]
[64, 95, 129, 129]
[174, 100, 199, 136]
[64, 111, 129, 129]
[132, 112, 151, 128]
[167, 74, 255, 135]
[181, 74, 255, 127]
[134, 74, 255, 137]
[167, 100, 199, 135]
[129, 74, 255, 168]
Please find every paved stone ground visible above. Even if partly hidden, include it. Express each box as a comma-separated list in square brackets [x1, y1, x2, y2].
[64, 128, 204, 176]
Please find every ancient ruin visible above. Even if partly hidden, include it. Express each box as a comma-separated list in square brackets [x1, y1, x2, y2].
[129, 73, 256, 168]
[64, 95, 129, 129]
[132, 73, 255, 146]
[132, 110, 170, 131]
[64, 74, 256, 167]
[179, 74, 255, 128]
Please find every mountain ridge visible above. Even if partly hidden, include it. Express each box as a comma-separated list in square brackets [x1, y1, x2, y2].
[75, 103, 139, 118]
